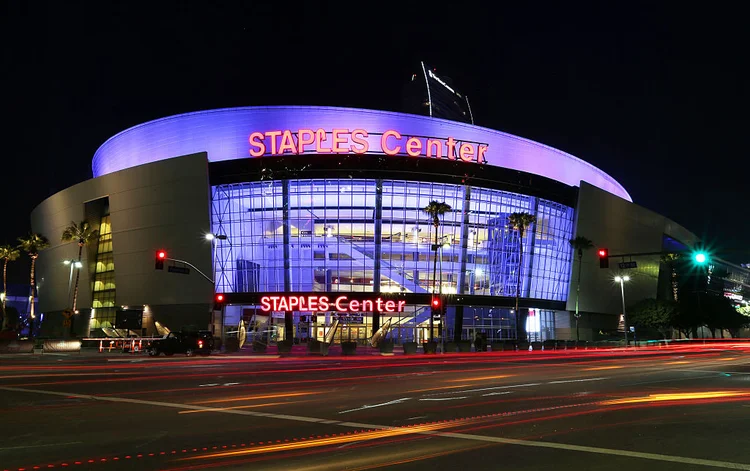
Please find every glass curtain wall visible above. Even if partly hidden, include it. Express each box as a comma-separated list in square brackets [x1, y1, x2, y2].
[211, 179, 574, 341]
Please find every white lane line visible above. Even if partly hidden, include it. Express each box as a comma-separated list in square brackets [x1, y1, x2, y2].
[0, 441, 83, 452]
[482, 391, 513, 397]
[339, 398, 411, 414]
[548, 377, 605, 385]
[423, 383, 542, 396]
[4, 386, 750, 470]
[420, 397, 468, 401]
[199, 383, 220, 387]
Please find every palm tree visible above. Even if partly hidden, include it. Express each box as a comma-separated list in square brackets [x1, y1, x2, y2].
[422, 200, 452, 342]
[61, 221, 99, 313]
[508, 212, 537, 342]
[18, 233, 50, 338]
[660, 252, 681, 302]
[0, 244, 21, 330]
[569, 236, 594, 342]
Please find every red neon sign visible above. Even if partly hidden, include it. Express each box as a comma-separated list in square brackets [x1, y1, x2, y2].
[260, 295, 406, 313]
[248, 129, 487, 164]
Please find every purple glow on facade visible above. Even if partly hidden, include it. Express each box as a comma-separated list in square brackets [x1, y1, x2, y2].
[92, 106, 631, 201]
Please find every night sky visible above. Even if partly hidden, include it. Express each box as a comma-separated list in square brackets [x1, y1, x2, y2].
[1, 3, 747, 283]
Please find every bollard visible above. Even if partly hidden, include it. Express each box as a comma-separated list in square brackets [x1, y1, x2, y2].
[131, 339, 135, 353]
[99, 340, 103, 353]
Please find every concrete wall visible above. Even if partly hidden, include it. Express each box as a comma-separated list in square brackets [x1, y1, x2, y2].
[566, 182, 699, 330]
[31, 153, 213, 332]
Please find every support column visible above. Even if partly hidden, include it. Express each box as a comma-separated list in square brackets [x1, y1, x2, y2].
[282, 180, 293, 341]
[454, 185, 471, 341]
[372, 179, 383, 333]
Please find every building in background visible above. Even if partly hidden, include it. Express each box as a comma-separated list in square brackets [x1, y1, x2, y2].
[31, 106, 701, 343]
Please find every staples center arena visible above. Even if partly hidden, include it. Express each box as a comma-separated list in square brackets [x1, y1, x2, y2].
[33, 106, 699, 343]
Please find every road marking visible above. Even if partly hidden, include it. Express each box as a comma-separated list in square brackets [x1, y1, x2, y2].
[583, 366, 623, 371]
[422, 383, 542, 396]
[482, 391, 513, 397]
[339, 398, 411, 414]
[447, 374, 511, 382]
[0, 441, 83, 452]
[548, 377, 605, 385]
[419, 397, 468, 401]
[5, 385, 750, 470]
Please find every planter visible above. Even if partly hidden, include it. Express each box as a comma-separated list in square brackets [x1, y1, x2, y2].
[378, 341, 394, 354]
[224, 337, 240, 352]
[531, 341, 543, 351]
[457, 340, 472, 352]
[444, 341, 459, 353]
[277, 340, 293, 354]
[403, 342, 418, 355]
[0, 339, 34, 353]
[320, 342, 330, 356]
[342, 341, 357, 355]
[517, 341, 530, 351]
[252, 341, 267, 353]
[308, 339, 321, 354]
[423, 341, 437, 354]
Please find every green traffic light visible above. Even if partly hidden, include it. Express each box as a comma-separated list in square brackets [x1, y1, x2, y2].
[694, 252, 707, 264]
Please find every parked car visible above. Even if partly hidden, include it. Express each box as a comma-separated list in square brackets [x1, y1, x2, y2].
[148, 331, 213, 357]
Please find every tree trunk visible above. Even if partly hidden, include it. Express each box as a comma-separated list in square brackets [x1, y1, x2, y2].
[575, 251, 582, 342]
[515, 228, 524, 342]
[1, 259, 7, 330]
[29, 256, 36, 339]
[72, 243, 83, 312]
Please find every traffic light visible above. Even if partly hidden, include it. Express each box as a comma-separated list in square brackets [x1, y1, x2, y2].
[431, 296, 443, 316]
[214, 293, 225, 310]
[598, 248, 609, 269]
[155, 250, 167, 270]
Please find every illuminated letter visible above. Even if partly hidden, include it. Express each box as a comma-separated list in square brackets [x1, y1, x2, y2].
[397, 300, 406, 312]
[362, 299, 373, 311]
[265, 131, 282, 155]
[349, 299, 360, 311]
[249, 132, 266, 157]
[381, 130, 402, 155]
[384, 300, 396, 312]
[376, 298, 384, 312]
[335, 296, 348, 312]
[350, 129, 369, 154]
[269, 296, 280, 311]
[405, 137, 422, 157]
[446, 137, 457, 160]
[332, 128, 349, 153]
[288, 296, 299, 310]
[425, 139, 442, 158]
[260, 296, 271, 311]
[297, 129, 315, 154]
[315, 129, 332, 153]
[318, 296, 330, 311]
[308, 296, 318, 311]
[459, 143, 475, 162]
[278, 296, 289, 311]
[278, 130, 297, 154]
[477, 145, 488, 164]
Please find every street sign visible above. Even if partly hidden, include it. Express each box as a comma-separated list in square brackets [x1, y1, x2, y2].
[168, 265, 190, 275]
[618, 261, 637, 269]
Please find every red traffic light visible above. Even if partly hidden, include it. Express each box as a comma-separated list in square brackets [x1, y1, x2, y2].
[157, 250, 167, 259]
[598, 248, 609, 269]
[598, 248, 608, 258]
[215, 293, 225, 303]
[431, 297, 440, 308]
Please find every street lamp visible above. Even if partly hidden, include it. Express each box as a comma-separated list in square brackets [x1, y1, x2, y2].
[614, 275, 630, 346]
[63, 259, 83, 306]
[205, 233, 228, 241]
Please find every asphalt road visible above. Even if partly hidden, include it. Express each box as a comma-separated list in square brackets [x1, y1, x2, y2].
[2, 344, 750, 471]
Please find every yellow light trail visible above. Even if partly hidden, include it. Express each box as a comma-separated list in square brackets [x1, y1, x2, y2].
[192, 391, 313, 404]
[407, 384, 472, 393]
[583, 366, 623, 371]
[447, 375, 511, 382]
[718, 357, 738, 361]
[601, 391, 750, 406]
[665, 361, 690, 365]
[179, 401, 294, 414]
[183, 420, 474, 461]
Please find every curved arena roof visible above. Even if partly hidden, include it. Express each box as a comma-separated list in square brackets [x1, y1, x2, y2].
[92, 106, 631, 201]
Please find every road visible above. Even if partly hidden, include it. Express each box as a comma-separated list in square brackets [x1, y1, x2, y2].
[1, 344, 750, 470]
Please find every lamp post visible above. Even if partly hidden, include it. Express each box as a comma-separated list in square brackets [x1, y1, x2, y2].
[614, 275, 630, 346]
[205, 233, 229, 345]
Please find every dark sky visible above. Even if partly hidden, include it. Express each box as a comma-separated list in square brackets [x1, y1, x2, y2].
[1, 2, 748, 282]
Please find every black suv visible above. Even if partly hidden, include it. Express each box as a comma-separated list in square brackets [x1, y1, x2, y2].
[148, 331, 214, 357]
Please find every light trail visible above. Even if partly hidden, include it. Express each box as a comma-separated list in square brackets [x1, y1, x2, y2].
[601, 390, 750, 405]
[192, 391, 313, 404]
